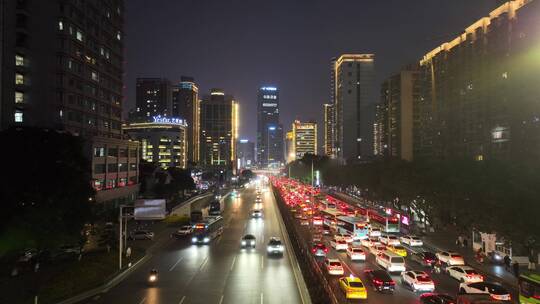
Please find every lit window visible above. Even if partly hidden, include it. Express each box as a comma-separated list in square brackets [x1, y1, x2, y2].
[91, 71, 99, 81]
[15, 73, 24, 85]
[76, 30, 83, 41]
[116, 31, 121, 40]
[67, 59, 73, 69]
[14, 110, 23, 122]
[58, 20, 63, 31]
[502, 72, 508, 79]
[15, 54, 24, 66]
[15, 91, 24, 103]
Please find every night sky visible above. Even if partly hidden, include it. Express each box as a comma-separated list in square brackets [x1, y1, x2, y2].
[125, 0, 500, 146]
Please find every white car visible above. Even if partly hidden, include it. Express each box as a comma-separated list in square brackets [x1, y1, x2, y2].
[369, 244, 387, 255]
[447, 266, 484, 283]
[400, 235, 423, 247]
[401, 271, 435, 292]
[436, 251, 465, 266]
[346, 247, 366, 261]
[458, 282, 511, 301]
[361, 237, 381, 248]
[380, 235, 400, 246]
[368, 227, 382, 237]
[334, 233, 353, 243]
[171, 225, 193, 238]
[324, 258, 345, 275]
[330, 239, 349, 251]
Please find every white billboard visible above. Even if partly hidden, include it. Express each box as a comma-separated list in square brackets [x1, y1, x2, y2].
[134, 199, 166, 220]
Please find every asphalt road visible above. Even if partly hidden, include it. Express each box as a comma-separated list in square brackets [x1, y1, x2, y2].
[81, 184, 305, 304]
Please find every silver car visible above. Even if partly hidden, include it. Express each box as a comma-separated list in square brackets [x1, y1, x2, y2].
[129, 230, 154, 240]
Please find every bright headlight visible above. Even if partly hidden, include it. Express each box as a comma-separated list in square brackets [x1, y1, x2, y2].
[203, 237, 210, 243]
[241, 241, 246, 245]
[191, 237, 197, 242]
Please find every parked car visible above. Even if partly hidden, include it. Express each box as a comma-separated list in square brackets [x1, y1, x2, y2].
[129, 230, 154, 240]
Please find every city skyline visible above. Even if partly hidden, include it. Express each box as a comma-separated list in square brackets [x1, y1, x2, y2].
[124, 0, 502, 143]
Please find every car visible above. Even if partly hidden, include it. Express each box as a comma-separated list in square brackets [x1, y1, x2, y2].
[129, 230, 154, 240]
[312, 231, 323, 242]
[447, 266, 484, 283]
[369, 244, 387, 255]
[380, 234, 400, 246]
[255, 197, 262, 203]
[400, 235, 424, 247]
[368, 227, 382, 237]
[339, 276, 368, 300]
[334, 233, 353, 243]
[364, 269, 395, 293]
[311, 243, 328, 257]
[386, 244, 408, 257]
[376, 251, 406, 273]
[171, 225, 193, 238]
[419, 293, 457, 304]
[330, 239, 349, 251]
[300, 218, 310, 226]
[191, 233, 212, 244]
[411, 251, 439, 267]
[266, 237, 284, 256]
[241, 234, 256, 248]
[17, 248, 39, 263]
[312, 216, 323, 225]
[436, 251, 465, 266]
[401, 270, 435, 292]
[324, 258, 344, 275]
[322, 225, 331, 235]
[251, 209, 263, 218]
[346, 246, 366, 261]
[58, 244, 82, 255]
[458, 282, 511, 301]
[361, 237, 381, 248]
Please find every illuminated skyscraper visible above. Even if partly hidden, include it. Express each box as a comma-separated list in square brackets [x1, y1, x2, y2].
[323, 103, 335, 157]
[292, 120, 317, 160]
[256, 86, 283, 167]
[333, 54, 375, 163]
[172, 76, 200, 164]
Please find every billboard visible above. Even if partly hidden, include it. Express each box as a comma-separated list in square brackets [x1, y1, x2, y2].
[134, 199, 166, 220]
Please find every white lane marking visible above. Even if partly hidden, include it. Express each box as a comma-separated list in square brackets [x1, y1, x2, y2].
[230, 256, 236, 271]
[178, 296, 186, 304]
[260, 292, 264, 304]
[261, 255, 264, 269]
[218, 294, 224, 304]
[339, 257, 356, 276]
[138, 297, 146, 304]
[169, 256, 184, 271]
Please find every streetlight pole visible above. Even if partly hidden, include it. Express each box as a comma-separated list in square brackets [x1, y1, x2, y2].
[118, 205, 134, 270]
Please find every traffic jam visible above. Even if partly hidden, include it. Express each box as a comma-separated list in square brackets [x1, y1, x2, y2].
[271, 177, 514, 303]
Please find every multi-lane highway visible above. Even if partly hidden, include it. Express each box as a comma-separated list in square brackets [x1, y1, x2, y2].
[82, 185, 306, 304]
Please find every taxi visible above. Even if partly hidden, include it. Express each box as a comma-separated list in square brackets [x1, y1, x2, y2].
[387, 244, 408, 257]
[339, 276, 368, 300]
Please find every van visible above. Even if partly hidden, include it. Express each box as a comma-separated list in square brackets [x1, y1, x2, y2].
[376, 250, 406, 273]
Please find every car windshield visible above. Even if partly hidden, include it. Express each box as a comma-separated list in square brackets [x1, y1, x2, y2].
[391, 257, 404, 263]
[349, 281, 364, 288]
[389, 236, 397, 239]
[329, 262, 341, 266]
[373, 270, 391, 280]
[394, 245, 405, 250]
[243, 235, 255, 239]
[353, 248, 363, 252]
[465, 269, 478, 275]
[417, 276, 431, 282]
[269, 240, 281, 246]
[412, 237, 421, 240]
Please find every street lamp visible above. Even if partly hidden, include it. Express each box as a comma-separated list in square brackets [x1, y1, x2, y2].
[118, 205, 134, 270]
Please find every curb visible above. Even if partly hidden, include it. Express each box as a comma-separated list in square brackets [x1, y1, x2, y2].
[272, 187, 313, 304]
[56, 253, 151, 304]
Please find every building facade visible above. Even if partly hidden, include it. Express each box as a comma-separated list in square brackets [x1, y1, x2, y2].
[292, 120, 317, 160]
[333, 54, 376, 163]
[256, 86, 283, 167]
[414, 0, 540, 162]
[172, 76, 199, 164]
[374, 67, 418, 161]
[323, 103, 335, 157]
[0, 0, 139, 205]
[123, 117, 187, 169]
[285, 130, 294, 163]
[237, 139, 255, 169]
[199, 89, 238, 171]
[134, 78, 172, 121]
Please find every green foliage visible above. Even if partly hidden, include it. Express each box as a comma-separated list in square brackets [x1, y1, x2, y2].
[0, 128, 94, 256]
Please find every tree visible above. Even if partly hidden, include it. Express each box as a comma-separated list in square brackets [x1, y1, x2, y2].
[0, 128, 94, 256]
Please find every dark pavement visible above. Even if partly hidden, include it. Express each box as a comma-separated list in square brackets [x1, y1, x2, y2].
[80, 184, 305, 304]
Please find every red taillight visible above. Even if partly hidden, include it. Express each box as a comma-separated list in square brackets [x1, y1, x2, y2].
[373, 279, 382, 285]
[324, 248, 328, 253]
[389, 280, 395, 285]
[311, 248, 316, 253]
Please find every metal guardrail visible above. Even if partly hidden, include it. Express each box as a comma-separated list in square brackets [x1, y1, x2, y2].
[272, 186, 347, 304]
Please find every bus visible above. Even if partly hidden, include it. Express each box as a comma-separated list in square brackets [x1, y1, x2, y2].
[336, 216, 370, 240]
[519, 272, 540, 303]
[191, 215, 224, 244]
[366, 209, 400, 233]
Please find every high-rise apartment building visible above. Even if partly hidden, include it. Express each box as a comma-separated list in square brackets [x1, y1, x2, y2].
[172, 76, 199, 164]
[285, 130, 295, 163]
[256, 86, 283, 167]
[134, 78, 172, 121]
[292, 120, 317, 160]
[0, 0, 139, 205]
[374, 67, 418, 161]
[323, 103, 335, 157]
[414, 0, 540, 162]
[333, 54, 375, 163]
[237, 139, 255, 169]
[200, 89, 238, 171]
